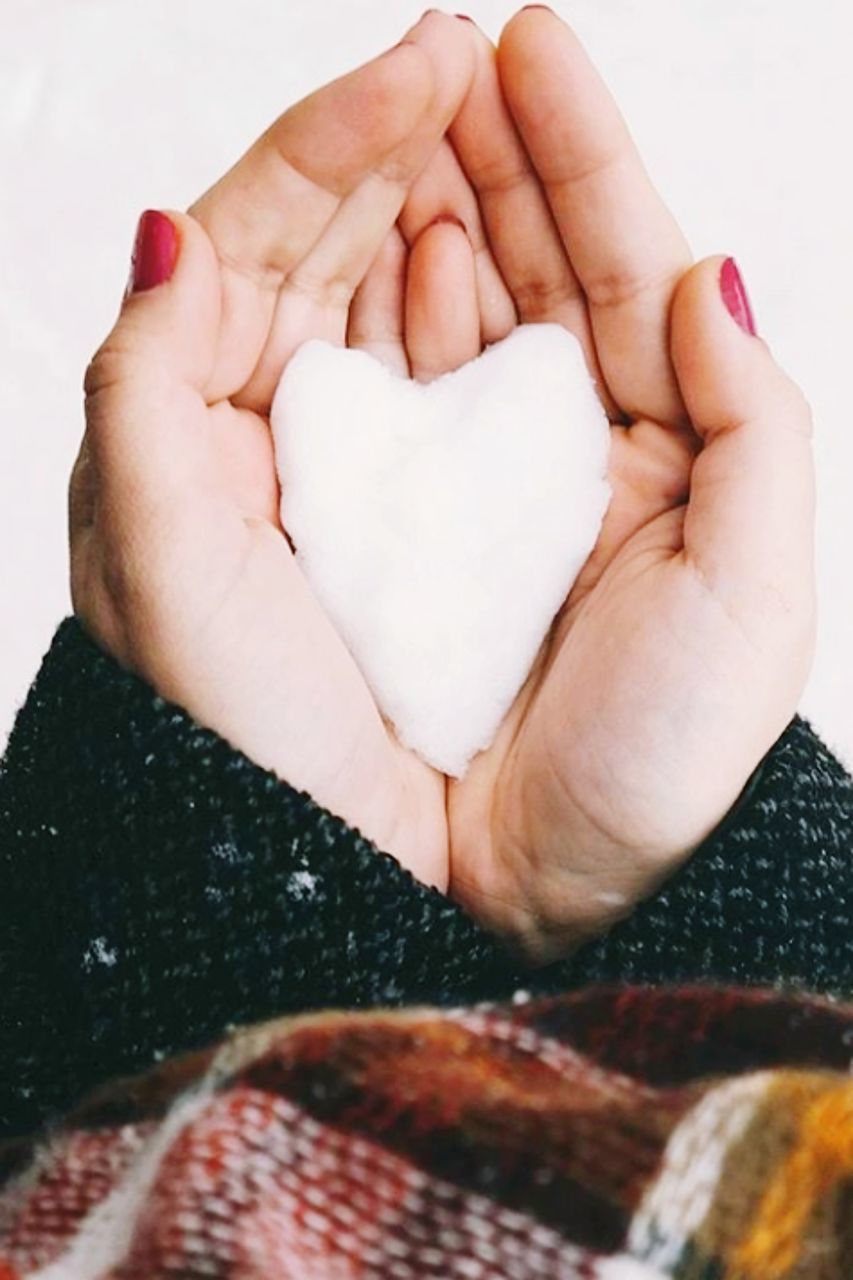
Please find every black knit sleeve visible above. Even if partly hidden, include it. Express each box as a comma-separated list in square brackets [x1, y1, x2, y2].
[2, 619, 851, 1140]
[0, 620, 525, 1137]
[540, 717, 853, 997]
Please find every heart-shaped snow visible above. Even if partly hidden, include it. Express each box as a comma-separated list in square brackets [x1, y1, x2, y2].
[270, 324, 611, 778]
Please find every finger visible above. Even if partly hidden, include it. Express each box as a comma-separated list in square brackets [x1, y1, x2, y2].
[400, 13, 517, 346]
[74, 210, 241, 649]
[80, 210, 278, 577]
[347, 227, 410, 375]
[398, 139, 517, 347]
[189, 42, 432, 401]
[74, 211, 410, 832]
[80, 211, 222, 514]
[399, 139, 517, 347]
[447, 19, 619, 413]
[235, 15, 482, 411]
[405, 216, 481, 383]
[671, 257, 816, 629]
[191, 14, 478, 408]
[498, 9, 692, 425]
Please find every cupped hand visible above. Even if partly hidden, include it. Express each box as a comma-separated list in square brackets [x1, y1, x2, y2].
[70, 15, 494, 889]
[438, 10, 816, 961]
[70, 8, 816, 969]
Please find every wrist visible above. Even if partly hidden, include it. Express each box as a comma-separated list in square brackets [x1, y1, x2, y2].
[450, 741, 778, 967]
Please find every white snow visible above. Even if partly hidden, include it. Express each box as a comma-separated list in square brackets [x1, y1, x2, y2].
[270, 324, 611, 777]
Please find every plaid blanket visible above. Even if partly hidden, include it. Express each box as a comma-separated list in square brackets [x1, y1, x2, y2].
[1, 986, 851, 1278]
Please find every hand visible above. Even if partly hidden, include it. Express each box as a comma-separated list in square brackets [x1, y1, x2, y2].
[70, 16, 489, 888]
[439, 11, 816, 961]
[70, 8, 816, 970]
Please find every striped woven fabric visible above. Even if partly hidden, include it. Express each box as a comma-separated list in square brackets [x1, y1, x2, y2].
[1, 986, 851, 1278]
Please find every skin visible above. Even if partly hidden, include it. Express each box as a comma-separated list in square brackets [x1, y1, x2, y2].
[70, 10, 816, 965]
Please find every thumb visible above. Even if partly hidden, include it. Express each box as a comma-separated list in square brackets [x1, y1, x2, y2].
[671, 256, 816, 631]
[77, 210, 222, 526]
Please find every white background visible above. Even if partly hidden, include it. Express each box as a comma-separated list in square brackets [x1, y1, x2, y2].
[1, 0, 851, 761]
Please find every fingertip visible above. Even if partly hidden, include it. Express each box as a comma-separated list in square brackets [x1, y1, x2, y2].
[406, 216, 480, 381]
[110, 207, 222, 393]
[496, 14, 552, 113]
[123, 208, 218, 299]
[458, 14, 498, 73]
[499, 4, 564, 55]
[670, 254, 721, 330]
[670, 256, 810, 443]
[670, 257, 747, 399]
[369, 39, 436, 121]
[498, 7, 591, 111]
[670, 254, 763, 361]
[299, 41, 435, 169]
[404, 9, 478, 113]
[125, 210, 179, 296]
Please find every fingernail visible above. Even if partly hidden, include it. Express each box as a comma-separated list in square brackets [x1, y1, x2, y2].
[428, 214, 468, 233]
[522, 4, 553, 11]
[129, 210, 178, 294]
[455, 13, 475, 20]
[720, 257, 757, 336]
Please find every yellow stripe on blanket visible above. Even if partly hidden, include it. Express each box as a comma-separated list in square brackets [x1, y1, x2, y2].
[731, 1077, 853, 1279]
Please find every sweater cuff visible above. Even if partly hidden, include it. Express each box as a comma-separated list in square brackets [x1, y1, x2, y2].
[546, 716, 853, 996]
[4, 620, 851, 1137]
[0, 619, 523, 1135]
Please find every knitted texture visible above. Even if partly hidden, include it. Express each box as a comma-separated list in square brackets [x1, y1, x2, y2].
[1, 986, 851, 1279]
[1, 620, 851, 1142]
[546, 714, 853, 993]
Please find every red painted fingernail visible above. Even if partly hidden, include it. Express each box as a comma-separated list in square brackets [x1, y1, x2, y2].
[720, 257, 757, 336]
[455, 13, 475, 20]
[129, 211, 178, 294]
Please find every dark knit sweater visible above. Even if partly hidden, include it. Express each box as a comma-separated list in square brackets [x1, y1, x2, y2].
[1, 618, 851, 1139]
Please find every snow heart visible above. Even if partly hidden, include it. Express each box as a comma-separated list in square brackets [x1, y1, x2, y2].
[270, 324, 611, 777]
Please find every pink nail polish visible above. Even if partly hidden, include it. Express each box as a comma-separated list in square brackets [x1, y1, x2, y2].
[130, 211, 178, 294]
[720, 257, 757, 336]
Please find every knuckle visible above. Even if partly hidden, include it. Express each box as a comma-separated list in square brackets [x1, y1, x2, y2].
[84, 344, 117, 399]
[84, 326, 156, 408]
[513, 274, 584, 321]
[83, 339, 135, 402]
[285, 269, 354, 313]
[585, 262, 682, 311]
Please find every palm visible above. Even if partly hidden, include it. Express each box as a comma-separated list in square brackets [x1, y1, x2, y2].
[194, 371, 445, 890]
[421, 12, 815, 959]
[446, 402, 700, 924]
